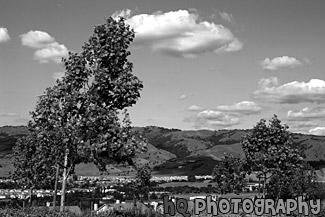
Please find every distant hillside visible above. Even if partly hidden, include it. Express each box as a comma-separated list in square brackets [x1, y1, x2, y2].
[1, 125, 325, 177]
[0, 126, 28, 157]
[0, 126, 29, 136]
[137, 126, 325, 159]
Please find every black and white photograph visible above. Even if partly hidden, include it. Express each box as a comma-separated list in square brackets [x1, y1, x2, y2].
[0, 0, 325, 216]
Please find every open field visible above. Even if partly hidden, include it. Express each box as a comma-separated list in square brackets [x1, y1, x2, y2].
[159, 181, 212, 188]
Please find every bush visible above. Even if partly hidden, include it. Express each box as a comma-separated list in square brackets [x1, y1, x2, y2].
[0, 207, 165, 217]
[0, 207, 76, 217]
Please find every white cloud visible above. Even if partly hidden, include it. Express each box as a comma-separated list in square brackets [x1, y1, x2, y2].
[52, 71, 65, 81]
[308, 127, 325, 136]
[214, 38, 243, 54]
[20, 30, 68, 63]
[216, 101, 262, 115]
[287, 121, 319, 134]
[253, 77, 325, 104]
[287, 107, 325, 121]
[112, 8, 132, 20]
[289, 121, 319, 129]
[34, 42, 68, 63]
[0, 27, 10, 43]
[179, 94, 187, 100]
[188, 105, 204, 111]
[261, 56, 303, 71]
[219, 12, 235, 24]
[0, 112, 18, 117]
[113, 9, 243, 58]
[20, 30, 55, 48]
[184, 109, 239, 129]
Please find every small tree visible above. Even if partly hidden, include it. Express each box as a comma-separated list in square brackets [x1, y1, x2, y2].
[187, 175, 196, 182]
[267, 162, 316, 200]
[242, 115, 307, 199]
[132, 164, 151, 212]
[211, 153, 247, 195]
[12, 128, 63, 206]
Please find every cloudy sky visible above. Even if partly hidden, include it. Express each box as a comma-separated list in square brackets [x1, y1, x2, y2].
[1, 0, 325, 135]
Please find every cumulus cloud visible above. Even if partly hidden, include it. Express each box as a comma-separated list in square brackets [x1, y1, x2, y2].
[21, 30, 55, 48]
[184, 109, 239, 129]
[287, 107, 325, 121]
[179, 94, 187, 100]
[216, 101, 262, 115]
[308, 127, 325, 136]
[34, 42, 68, 63]
[289, 121, 319, 129]
[286, 120, 319, 134]
[0, 27, 10, 43]
[20, 30, 68, 63]
[261, 56, 303, 71]
[253, 77, 325, 104]
[52, 71, 65, 81]
[112, 9, 243, 58]
[188, 105, 204, 111]
[219, 12, 235, 24]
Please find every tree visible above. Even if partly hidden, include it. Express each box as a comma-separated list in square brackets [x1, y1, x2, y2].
[211, 153, 247, 195]
[187, 175, 196, 182]
[242, 115, 307, 199]
[267, 162, 316, 200]
[12, 128, 63, 206]
[23, 16, 145, 212]
[131, 164, 152, 212]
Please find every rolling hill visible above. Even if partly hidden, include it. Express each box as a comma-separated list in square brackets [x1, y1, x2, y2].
[0, 125, 325, 177]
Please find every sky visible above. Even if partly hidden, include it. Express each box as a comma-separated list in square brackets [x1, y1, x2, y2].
[1, 0, 325, 135]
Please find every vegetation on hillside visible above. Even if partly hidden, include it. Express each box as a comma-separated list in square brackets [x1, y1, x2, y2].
[1, 124, 325, 177]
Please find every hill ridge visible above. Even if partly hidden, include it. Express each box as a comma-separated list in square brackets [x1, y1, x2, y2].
[0, 125, 325, 176]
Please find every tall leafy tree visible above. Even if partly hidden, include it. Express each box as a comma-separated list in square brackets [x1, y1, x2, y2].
[212, 153, 247, 195]
[242, 115, 307, 198]
[23, 16, 145, 212]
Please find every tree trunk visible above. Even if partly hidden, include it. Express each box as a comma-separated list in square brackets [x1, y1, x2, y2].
[258, 176, 261, 197]
[53, 163, 59, 210]
[263, 173, 266, 198]
[133, 192, 137, 215]
[60, 148, 68, 212]
[29, 188, 33, 206]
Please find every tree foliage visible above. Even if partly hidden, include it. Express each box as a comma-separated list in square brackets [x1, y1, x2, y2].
[211, 153, 247, 195]
[133, 164, 152, 199]
[12, 130, 62, 190]
[13, 16, 146, 210]
[267, 162, 316, 199]
[28, 16, 145, 172]
[242, 115, 311, 199]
